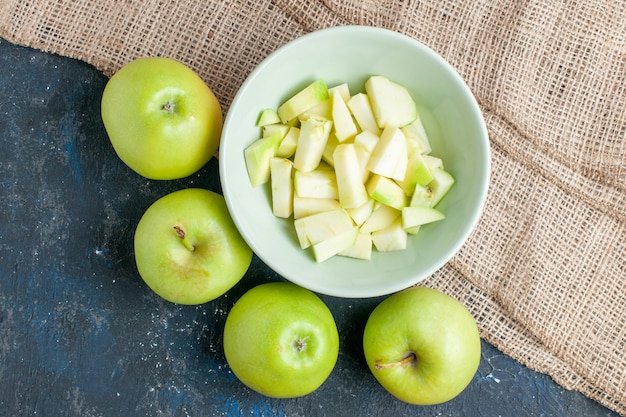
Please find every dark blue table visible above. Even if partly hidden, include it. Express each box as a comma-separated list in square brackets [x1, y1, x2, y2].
[0, 38, 619, 417]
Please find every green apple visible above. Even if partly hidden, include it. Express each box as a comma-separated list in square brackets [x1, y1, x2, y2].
[363, 286, 481, 405]
[101, 57, 222, 180]
[223, 282, 339, 398]
[134, 188, 252, 305]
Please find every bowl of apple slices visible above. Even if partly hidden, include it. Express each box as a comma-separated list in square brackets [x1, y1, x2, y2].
[219, 25, 490, 298]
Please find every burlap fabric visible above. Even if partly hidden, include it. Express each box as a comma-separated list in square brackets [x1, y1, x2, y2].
[1, 0, 624, 414]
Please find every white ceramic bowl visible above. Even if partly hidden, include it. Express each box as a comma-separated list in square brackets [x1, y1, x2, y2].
[219, 26, 490, 298]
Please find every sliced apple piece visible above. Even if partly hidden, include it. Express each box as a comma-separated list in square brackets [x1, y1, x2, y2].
[338, 231, 373, 260]
[321, 133, 340, 168]
[262, 123, 290, 140]
[293, 195, 341, 219]
[366, 125, 408, 181]
[328, 83, 351, 103]
[397, 151, 434, 195]
[346, 198, 376, 227]
[354, 130, 379, 182]
[257, 108, 281, 126]
[401, 205, 446, 229]
[334, 143, 370, 209]
[366, 174, 408, 210]
[276, 126, 299, 158]
[401, 117, 431, 155]
[294, 165, 338, 200]
[312, 227, 359, 263]
[270, 157, 294, 218]
[372, 218, 407, 252]
[409, 183, 434, 207]
[293, 208, 354, 249]
[365, 75, 418, 128]
[301, 98, 331, 120]
[293, 116, 332, 172]
[278, 79, 329, 123]
[244, 132, 282, 187]
[428, 167, 455, 207]
[348, 93, 380, 135]
[360, 202, 401, 234]
[331, 90, 358, 142]
[423, 154, 444, 171]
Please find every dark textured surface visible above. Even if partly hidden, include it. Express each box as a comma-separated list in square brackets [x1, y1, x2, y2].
[0, 38, 620, 417]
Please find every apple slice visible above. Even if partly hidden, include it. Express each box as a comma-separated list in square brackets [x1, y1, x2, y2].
[328, 83, 351, 103]
[278, 79, 329, 123]
[293, 208, 354, 249]
[366, 174, 408, 211]
[401, 117, 431, 155]
[371, 218, 407, 252]
[262, 123, 290, 140]
[321, 133, 340, 168]
[257, 108, 281, 126]
[346, 198, 376, 227]
[293, 116, 332, 172]
[301, 98, 332, 120]
[244, 131, 282, 187]
[293, 195, 341, 219]
[428, 167, 455, 207]
[401, 205, 446, 229]
[312, 227, 359, 263]
[348, 93, 380, 135]
[409, 183, 434, 207]
[365, 75, 418, 128]
[397, 151, 434, 196]
[353, 130, 379, 182]
[338, 231, 373, 260]
[270, 157, 294, 218]
[294, 165, 338, 200]
[334, 143, 370, 209]
[276, 126, 300, 158]
[360, 202, 401, 234]
[331, 90, 358, 142]
[366, 125, 408, 181]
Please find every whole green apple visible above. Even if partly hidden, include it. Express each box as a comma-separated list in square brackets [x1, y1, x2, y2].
[101, 56, 222, 180]
[134, 188, 252, 305]
[363, 286, 481, 405]
[223, 282, 339, 398]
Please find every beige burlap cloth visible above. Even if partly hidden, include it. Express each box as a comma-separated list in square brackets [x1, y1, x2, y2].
[1, 0, 624, 414]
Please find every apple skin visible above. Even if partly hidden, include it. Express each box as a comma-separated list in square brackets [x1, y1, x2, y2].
[101, 57, 222, 180]
[134, 188, 252, 305]
[363, 286, 481, 405]
[223, 282, 339, 398]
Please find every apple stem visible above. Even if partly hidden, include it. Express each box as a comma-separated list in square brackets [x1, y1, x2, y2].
[293, 336, 309, 353]
[374, 352, 417, 370]
[162, 101, 176, 114]
[173, 226, 195, 252]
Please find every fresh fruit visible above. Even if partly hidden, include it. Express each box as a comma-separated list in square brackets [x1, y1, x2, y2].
[334, 143, 369, 208]
[270, 157, 294, 218]
[223, 282, 339, 398]
[292, 116, 333, 172]
[101, 57, 222, 180]
[257, 108, 281, 126]
[133, 188, 252, 305]
[366, 125, 408, 181]
[331, 90, 358, 142]
[364, 75, 418, 128]
[277, 79, 329, 123]
[243, 76, 455, 262]
[363, 286, 481, 405]
[243, 131, 283, 187]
